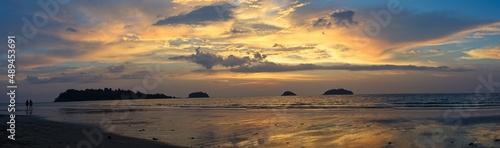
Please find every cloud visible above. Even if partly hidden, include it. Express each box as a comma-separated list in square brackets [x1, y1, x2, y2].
[119, 71, 150, 79]
[273, 43, 285, 48]
[169, 47, 223, 69]
[277, 1, 308, 17]
[253, 52, 267, 61]
[231, 62, 319, 72]
[107, 65, 126, 73]
[23, 65, 108, 84]
[406, 49, 444, 54]
[428, 49, 443, 53]
[66, 27, 78, 32]
[168, 38, 205, 47]
[330, 9, 358, 27]
[471, 32, 500, 38]
[313, 9, 357, 28]
[312, 17, 333, 28]
[463, 46, 500, 60]
[220, 55, 251, 67]
[377, 11, 493, 43]
[122, 34, 141, 41]
[171, 0, 226, 5]
[25, 74, 104, 84]
[251, 23, 282, 31]
[228, 23, 283, 35]
[154, 3, 235, 25]
[469, 23, 500, 38]
[229, 62, 470, 73]
[270, 43, 316, 51]
[169, 48, 266, 69]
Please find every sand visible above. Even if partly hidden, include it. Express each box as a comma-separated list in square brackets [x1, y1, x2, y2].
[0, 115, 184, 148]
[3, 107, 500, 148]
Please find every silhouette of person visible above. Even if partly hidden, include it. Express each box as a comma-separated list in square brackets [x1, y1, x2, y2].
[29, 99, 33, 111]
[25, 100, 29, 114]
[25, 100, 29, 110]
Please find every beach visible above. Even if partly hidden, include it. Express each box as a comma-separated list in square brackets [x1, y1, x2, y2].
[2, 108, 500, 148]
[0, 115, 183, 148]
[2, 94, 500, 147]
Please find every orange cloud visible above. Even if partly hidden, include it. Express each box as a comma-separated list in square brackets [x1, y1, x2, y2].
[463, 46, 500, 60]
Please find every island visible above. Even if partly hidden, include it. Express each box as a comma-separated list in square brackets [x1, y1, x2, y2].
[281, 91, 297, 96]
[53, 88, 175, 102]
[322, 88, 354, 95]
[188, 92, 210, 98]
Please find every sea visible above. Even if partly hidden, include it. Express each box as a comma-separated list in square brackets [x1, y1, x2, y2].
[24, 93, 500, 111]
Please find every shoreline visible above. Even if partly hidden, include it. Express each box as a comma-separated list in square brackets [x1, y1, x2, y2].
[2, 94, 500, 147]
[0, 114, 184, 148]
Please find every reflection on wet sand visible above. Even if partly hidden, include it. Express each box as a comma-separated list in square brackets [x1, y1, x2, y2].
[45, 107, 500, 147]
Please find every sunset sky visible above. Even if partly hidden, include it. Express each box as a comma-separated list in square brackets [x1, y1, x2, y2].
[1, 0, 500, 102]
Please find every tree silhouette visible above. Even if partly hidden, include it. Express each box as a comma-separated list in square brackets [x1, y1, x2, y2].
[54, 88, 175, 102]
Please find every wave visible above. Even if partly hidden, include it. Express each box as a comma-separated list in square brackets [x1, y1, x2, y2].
[152, 103, 500, 110]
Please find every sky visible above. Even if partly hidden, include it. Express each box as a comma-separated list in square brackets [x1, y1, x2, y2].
[1, 0, 500, 102]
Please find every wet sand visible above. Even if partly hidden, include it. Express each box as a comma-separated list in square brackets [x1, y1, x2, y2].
[39, 107, 500, 148]
[0, 115, 183, 148]
[3, 107, 500, 148]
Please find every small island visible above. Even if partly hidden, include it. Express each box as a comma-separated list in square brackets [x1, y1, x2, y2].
[54, 88, 175, 102]
[188, 92, 210, 98]
[281, 91, 297, 96]
[322, 88, 354, 95]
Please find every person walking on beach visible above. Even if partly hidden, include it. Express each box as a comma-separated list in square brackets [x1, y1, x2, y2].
[29, 99, 33, 111]
[25, 100, 29, 111]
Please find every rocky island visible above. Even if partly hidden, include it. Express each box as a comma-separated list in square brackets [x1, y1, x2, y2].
[54, 88, 175, 102]
[188, 92, 210, 98]
[281, 91, 297, 96]
[322, 88, 353, 95]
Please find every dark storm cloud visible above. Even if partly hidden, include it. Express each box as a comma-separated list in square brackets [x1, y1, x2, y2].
[107, 65, 126, 73]
[230, 62, 471, 73]
[169, 48, 266, 69]
[154, 3, 235, 25]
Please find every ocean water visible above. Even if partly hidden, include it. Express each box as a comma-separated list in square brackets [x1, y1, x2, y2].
[4, 93, 500, 147]
[28, 93, 500, 111]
